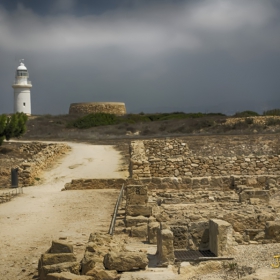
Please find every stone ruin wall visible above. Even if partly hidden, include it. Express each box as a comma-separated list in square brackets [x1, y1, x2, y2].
[69, 102, 126, 116]
[130, 139, 280, 179]
[18, 142, 71, 186]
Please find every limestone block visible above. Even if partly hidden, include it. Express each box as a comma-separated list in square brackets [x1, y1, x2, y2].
[39, 254, 76, 267]
[48, 241, 73, 254]
[103, 251, 148, 271]
[130, 223, 148, 238]
[125, 216, 148, 227]
[40, 262, 80, 280]
[170, 226, 188, 249]
[148, 222, 160, 244]
[85, 262, 120, 279]
[81, 252, 103, 275]
[46, 272, 94, 280]
[239, 190, 270, 203]
[209, 219, 235, 257]
[126, 185, 148, 206]
[157, 228, 175, 267]
[265, 221, 280, 241]
[126, 205, 152, 216]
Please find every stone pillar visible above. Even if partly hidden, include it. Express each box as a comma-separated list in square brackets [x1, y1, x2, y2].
[209, 219, 234, 257]
[125, 185, 152, 217]
[156, 223, 175, 267]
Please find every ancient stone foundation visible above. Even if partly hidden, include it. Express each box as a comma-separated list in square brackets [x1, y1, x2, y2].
[69, 102, 126, 116]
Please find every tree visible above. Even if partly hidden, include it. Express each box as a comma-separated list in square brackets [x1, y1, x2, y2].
[0, 113, 28, 145]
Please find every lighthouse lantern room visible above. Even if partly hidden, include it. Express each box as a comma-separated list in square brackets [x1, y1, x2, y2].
[12, 59, 32, 115]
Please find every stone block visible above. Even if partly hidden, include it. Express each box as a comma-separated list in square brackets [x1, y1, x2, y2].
[125, 215, 148, 227]
[265, 221, 280, 241]
[40, 262, 80, 280]
[46, 272, 94, 280]
[130, 223, 148, 238]
[126, 185, 148, 206]
[103, 251, 148, 271]
[148, 221, 160, 244]
[49, 241, 73, 254]
[170, 226, 188, 249]
[81, 252, 103, 275]
[126, 205, 152, 217]
[209, 219, 234, 257]
[157, 228, 175, 267]
[239, 190, 270, 203]
[39, 254, 76, 267]
[85, 262, 120, 279]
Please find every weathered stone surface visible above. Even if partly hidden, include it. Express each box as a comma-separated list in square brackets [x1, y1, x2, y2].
[81, 252, 103, 275]
[130, 223, 148, 238]
[170, 226, 188, 249]
[126, 185, 148, 205]
[157, 228, 175, 267]
[148, 221, 160, 244]
[125, 216, 148, 227]
[39, 253, 76, 267]
[85, 262, 120, 279]
[179, 261, 222, 279]
[188, 221, 209, 251]
[209, 219, 235, 257]
[265, 221, 280, 241]
[103, 251, 148, 272]
[239, 190, 270, 203]
[69, 102, 126, 116]
[40, 262, 80, 280]
[17, 142, 70, 186]
[46, 272, 94, 280]
[49, 241, 73, 254]
[126, 205, 152, 217]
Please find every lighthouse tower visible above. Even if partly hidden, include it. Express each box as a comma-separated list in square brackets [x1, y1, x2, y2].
[12, 59, 32, 115]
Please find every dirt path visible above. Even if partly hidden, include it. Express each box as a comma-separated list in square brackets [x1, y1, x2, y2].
[0, 142, 128, 280]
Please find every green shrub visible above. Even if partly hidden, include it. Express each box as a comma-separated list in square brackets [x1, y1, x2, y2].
[263, 109, 280, 116]
[245, 117, 254, 124]
[234, 111, 259, 117]
[0, 113, 28, 145]
[266, 118, 280, 126]
[67, 113, 117, 129]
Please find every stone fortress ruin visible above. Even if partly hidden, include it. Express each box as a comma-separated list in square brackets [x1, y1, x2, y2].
[69, 102, 126, 116]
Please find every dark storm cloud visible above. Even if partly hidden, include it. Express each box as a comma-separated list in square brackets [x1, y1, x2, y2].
[0, 0, 280, 115]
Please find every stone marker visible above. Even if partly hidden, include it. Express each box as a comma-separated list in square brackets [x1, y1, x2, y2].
[103, 251, 148, 272]
[209, 219, 235, 257]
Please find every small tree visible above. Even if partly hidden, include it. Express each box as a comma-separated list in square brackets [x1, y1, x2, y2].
[0, 113, 28, 145]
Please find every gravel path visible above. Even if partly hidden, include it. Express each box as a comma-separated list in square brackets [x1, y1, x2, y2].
[0, 141, 128, 280]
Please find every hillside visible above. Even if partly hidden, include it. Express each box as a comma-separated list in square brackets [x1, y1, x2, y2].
[22, 113, 280, 142]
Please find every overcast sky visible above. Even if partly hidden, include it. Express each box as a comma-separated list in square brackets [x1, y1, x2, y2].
[1, 0, 280, 115]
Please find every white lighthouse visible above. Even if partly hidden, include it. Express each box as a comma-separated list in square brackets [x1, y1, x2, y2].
[12, 59, 32, 115]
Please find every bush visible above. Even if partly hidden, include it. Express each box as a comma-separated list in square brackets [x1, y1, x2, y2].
[234, 111, 259, 117]
[263, 109, 280, 116]
[67, 113, 117, 129]
[0, 113, 28, 145]
[266, 118, 280, 126]
[245, 118, 254, 124]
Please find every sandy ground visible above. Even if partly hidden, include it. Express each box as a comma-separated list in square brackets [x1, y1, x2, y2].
[0, 141, 128, 280]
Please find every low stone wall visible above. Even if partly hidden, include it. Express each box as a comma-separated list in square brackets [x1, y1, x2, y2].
[69, 102, 126, 116]
[130, 139, 280, 178]
[64, 175, 280, 191]
[18, 142, 70, 186]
